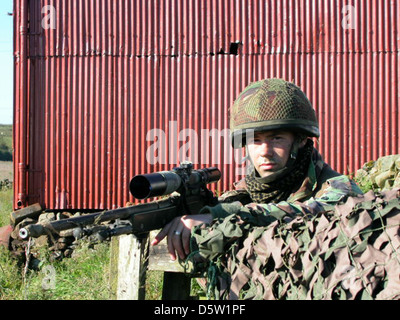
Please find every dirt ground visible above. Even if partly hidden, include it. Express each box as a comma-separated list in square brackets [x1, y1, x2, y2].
[0, 161, 13, 181]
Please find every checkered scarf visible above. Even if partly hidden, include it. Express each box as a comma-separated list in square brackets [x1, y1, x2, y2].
[245, 139, 314, 204]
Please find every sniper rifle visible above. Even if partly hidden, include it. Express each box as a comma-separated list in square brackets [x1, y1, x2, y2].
[19, 162, 221, 242]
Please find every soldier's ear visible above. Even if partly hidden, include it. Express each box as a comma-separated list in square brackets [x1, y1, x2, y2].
[295, 134, 308, 148]
[299, 138, 308, 148]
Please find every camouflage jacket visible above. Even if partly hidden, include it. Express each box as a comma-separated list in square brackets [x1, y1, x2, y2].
[200, 149, 363, 222]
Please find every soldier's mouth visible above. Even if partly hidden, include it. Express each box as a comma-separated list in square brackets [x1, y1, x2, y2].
[259, 163, 277, 170]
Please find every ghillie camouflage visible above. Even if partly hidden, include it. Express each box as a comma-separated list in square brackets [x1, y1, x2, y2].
[186, 154, 400, 300]
[188, 181, 400, 300]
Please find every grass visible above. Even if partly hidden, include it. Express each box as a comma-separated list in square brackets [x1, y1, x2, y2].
[0, 242, 112, 300]
[0, 185, 202, 300]
[0, 246, 21, 299]
[0, 185, 114, 300]
[0, 187, 12, 226]
[0, 183, 113, 300]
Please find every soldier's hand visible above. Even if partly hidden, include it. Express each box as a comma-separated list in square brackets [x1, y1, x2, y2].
[151, 214, 212, 261]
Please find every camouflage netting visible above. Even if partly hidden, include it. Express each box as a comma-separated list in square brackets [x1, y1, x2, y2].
[189, 188, 400, 300]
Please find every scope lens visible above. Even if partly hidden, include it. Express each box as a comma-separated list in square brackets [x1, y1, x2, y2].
[129, 175, 152, 199]
[130, 172, 182, 199]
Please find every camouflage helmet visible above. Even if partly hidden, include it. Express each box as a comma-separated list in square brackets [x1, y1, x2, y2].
[230, 78, 320, 148]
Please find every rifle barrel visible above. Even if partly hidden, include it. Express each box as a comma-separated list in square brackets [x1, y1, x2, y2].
[19, 198, 175, 239]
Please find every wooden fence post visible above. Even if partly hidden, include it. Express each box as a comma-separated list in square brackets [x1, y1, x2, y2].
[110, 231, 193, 300]
[110, 233, 149, 300]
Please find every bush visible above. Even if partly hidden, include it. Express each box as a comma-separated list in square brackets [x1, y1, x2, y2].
[354, 155, 400, 193]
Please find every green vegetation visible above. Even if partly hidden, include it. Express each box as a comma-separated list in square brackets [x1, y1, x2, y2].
[0, 125, 12, 161]
[0, 187, 12, 226]
[0, 242, 112, 300]
[0, 185, 114, 300]
[0, 185, 193, 300]
[353, 155, 400, 193]
[0, 191, 114, 299]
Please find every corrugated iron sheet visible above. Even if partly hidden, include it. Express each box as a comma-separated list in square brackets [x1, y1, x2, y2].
[13, 0, 400, 210]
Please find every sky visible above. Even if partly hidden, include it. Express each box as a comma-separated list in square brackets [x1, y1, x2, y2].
[0, 0, 14, 125]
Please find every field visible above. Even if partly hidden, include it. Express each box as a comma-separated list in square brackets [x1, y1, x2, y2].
[0, 157, 105, 299]
[0, 181, 168, 300]
[0, 161, 12, 181]
[0, 125, 12, 162]
[0, 188, 170, 300]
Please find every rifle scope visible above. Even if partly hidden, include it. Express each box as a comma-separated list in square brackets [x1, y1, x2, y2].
[129, 165, 221, 200]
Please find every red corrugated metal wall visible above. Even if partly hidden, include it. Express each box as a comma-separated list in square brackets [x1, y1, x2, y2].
[13, 0, 400, 210]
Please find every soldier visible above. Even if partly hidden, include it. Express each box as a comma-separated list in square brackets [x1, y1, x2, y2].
[152, 78, 363, 261]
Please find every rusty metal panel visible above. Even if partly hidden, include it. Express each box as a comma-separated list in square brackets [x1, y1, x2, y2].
[13, 0, 400, 210]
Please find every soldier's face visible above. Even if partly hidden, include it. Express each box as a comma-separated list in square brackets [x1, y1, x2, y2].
[247, 130, 296, 178]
